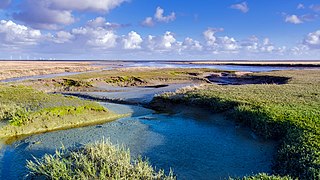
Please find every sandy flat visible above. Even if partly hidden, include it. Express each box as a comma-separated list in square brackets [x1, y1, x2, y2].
[0, 61, 102, 80]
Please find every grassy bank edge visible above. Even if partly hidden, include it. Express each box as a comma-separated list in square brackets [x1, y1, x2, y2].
[150, 91, 319, 179]
[0, 110, 127, 142]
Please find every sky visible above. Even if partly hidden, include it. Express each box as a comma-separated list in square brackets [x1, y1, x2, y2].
[0, 0, 320, 60]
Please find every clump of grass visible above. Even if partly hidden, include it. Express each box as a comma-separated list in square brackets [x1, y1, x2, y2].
[0, 103, 25, 122]
[60, 79, 92, 87]
[152, 70, 320, 179]
[229, 173, 293, 180]
[105, 76, 145, 86]
[27, 140, 175, 180]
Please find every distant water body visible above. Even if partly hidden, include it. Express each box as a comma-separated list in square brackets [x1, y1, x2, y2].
[2, 61, 318, 83]
[123, 61, 318, 72]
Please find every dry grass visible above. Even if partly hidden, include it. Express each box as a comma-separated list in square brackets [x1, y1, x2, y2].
[0, 61, 102, 80]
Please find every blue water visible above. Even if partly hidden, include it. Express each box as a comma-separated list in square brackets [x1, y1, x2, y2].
[0, 103, 276, 179]
[125, 61, 314, 72]
[2, 61, 317, 83]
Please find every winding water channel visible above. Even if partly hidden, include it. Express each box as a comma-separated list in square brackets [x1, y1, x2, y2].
[1, 63, 315, 179]
[0, 102, 276, 179]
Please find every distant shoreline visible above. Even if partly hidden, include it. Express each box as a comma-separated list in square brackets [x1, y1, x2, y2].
[1, 59, 319, 66]
[175, 61, 320, 67]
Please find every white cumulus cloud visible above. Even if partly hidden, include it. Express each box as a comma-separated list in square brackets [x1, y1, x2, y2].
[182, 37, 203, 51]
[50, 31, 74, 43]
[230, 2, 249, 13]
[0, 20, 42, 45]
[161, 31, 176, 48]
[141, 7, 176, 27]
[285, 15, 303, 24]
[303, 30, 320, 49]
[85, 29, 118, 48]
[141, 17, 154, 27]
[122, 31, 143, 49]
[203, 28, 224, 46]
[154, 7, 176, 23]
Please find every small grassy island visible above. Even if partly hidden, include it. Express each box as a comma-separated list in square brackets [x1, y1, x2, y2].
[18, 68, 229, 92]
[0, 85, 124, 140]
[151, 69, 320, 179]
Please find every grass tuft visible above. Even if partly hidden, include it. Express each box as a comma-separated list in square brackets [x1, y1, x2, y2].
[229, 173, 293, 180]
[27, 139, 175, 180]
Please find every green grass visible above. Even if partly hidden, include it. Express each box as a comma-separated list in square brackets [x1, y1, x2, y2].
[60, 79, 92, 87]
[63, 68, 225, 81]
[230, 173, 293, 180]
[27, 139, 175, 180]
[44, 68, 230, 88]
[0, 85, 123, 139]
[152, 70, 320, 179]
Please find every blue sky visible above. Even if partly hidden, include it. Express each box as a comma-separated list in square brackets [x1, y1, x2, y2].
[0, 0, 319, 60]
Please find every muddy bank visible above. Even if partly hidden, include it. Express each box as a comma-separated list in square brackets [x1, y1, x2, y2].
[205, 72, 291, 85]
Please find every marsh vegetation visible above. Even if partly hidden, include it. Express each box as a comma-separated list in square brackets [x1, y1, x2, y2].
[27, 140, 175, 179]
[1, 65, 319, 179]
[16, 68, 231, 92]
[152, 69, 320, 179]
[0, 85, 123, 139]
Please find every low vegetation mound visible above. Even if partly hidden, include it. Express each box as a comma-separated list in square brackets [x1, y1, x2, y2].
[27, 140, 175, 180]
[151, 70, 320, 179]
[17, 68, 230, 91]
[0, 85, 122, 139]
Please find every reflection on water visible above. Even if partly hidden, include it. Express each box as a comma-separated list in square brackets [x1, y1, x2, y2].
[0, 103, 276, 180]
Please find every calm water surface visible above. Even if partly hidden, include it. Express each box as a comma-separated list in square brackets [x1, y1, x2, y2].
[0, 103, 276, 180]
